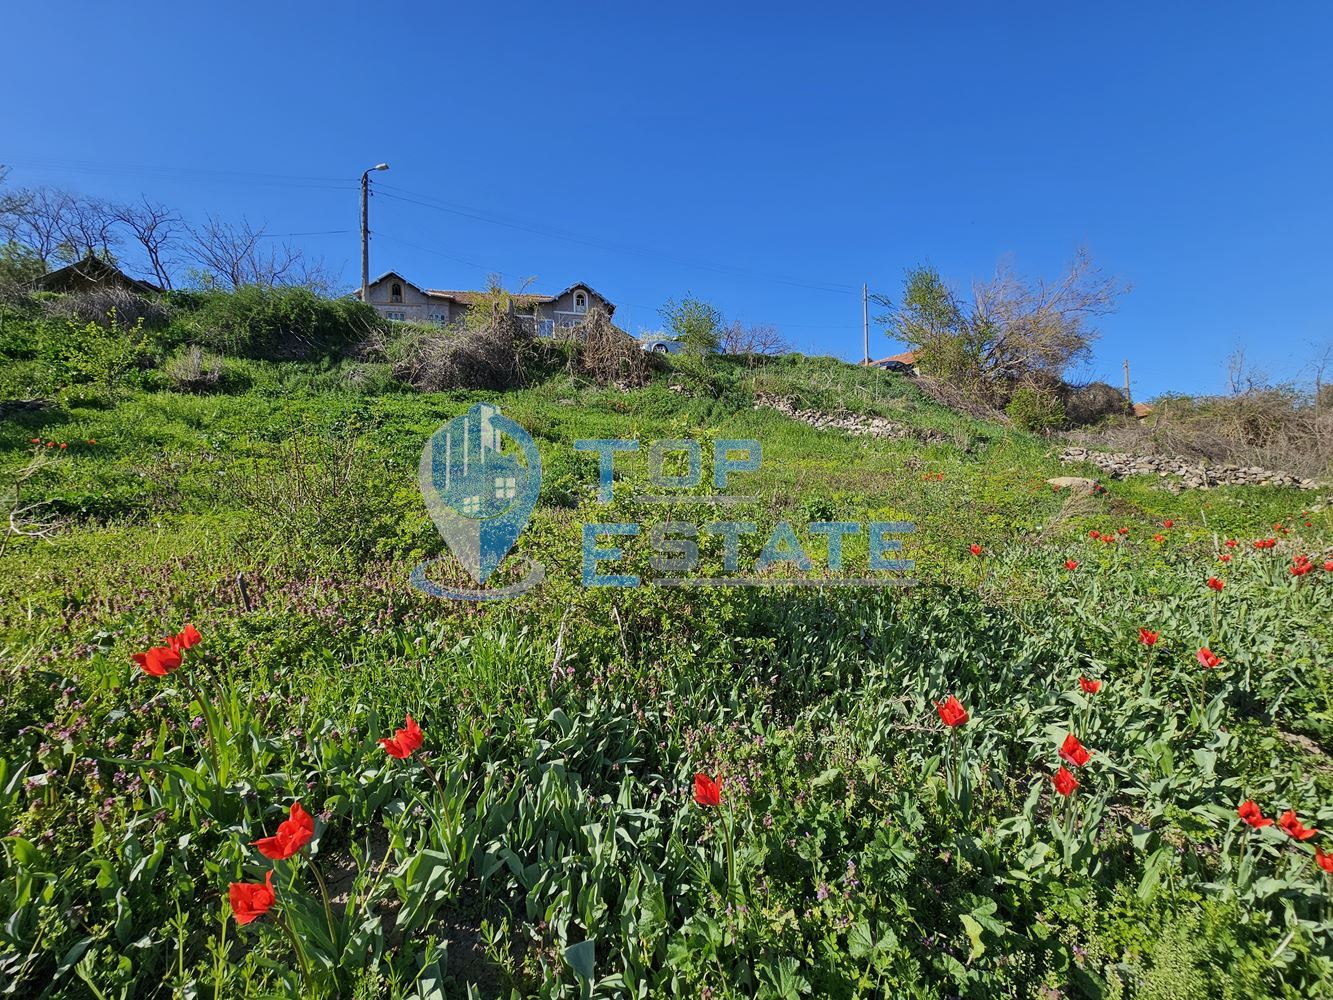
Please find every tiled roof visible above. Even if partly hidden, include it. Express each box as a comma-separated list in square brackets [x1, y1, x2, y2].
[424, 289, 554, 307]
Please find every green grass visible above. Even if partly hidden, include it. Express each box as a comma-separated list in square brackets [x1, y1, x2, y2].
[1, 295, 1331, 997]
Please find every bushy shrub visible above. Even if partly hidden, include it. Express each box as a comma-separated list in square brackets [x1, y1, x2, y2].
[42, 288, 171, 331]
[164, 345, 224, 392]
[174, 286, 382, 359]
[1005, 385, 1066, 432]
[389, 311, 532, 391]
[1063, 380, 1127, 425]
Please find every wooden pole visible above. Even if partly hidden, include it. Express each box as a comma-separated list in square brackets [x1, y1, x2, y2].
[1123, 358, 1133, 413]
[360, 170, 370, 305]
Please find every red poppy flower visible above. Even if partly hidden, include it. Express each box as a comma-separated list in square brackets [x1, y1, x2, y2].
[1088, 530, 1100, 540]
[379, 713, 424, 759]
[1206, 577, 1224, 592]
[969, 544, 982, 557]
[1101, 535, 1116, 545]
[132, 645, 183, 677]
[1064, 559, 1079, 571]
[1052, 767, 1079, 796]
[1237, 800, 1273, 828]
[1116, 527, 1129, 535]
[1278, 810, 1319, 841]
[693, 772, 721, 807]
[1163, 519, 1173, 528]
[166, 624, 203, 653]
[1197, 647, 1221, 669]
[1325, 560, 1333, 573]
[253, 802, 315, 860]
[29, 437, 39, 444]
[1317, 847, 1333, 874]
[1292, 563, 1313, 577]
[1059, 733, 1091, 768]
[1079, 676, 1102, 695]
[935, 695, 969, 728]
[1225, 539, 1237, 548]
[1138, 628, 1159, 647]
[229, 870, 276, 926]
[45, 441, 55, 448]
[1153, 534, 1165, 543]
[1218, 554, 1232, 563]
[58, 442, 67, 449]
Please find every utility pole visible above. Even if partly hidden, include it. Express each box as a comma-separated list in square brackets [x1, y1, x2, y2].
[862, 283, 869, 365]
[360, 163, 390, 303]
[1123, 358, 1133, 413]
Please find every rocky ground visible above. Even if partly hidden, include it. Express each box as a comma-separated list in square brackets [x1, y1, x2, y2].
[1059, 446, 1319, 491]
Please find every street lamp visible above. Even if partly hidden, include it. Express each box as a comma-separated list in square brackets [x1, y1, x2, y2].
[360, 163, 390, 304]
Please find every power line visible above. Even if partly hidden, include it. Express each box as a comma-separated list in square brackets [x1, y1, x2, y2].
[1, 154, 355, 191]
[375, 185, 858, 296]
[375, 232, 498, 275]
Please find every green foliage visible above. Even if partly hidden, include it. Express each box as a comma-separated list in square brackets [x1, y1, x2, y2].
[659, 296, 723, 356]
[0, 313, 1330, 997]
[171, 285, 383, 358]
[1006, 385, 1066, 431]
[0, 240, 45, 288]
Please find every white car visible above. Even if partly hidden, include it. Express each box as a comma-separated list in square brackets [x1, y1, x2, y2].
[638, 335, 687, 355]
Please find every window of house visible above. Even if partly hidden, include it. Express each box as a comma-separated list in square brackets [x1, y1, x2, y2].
[390, 283, 403, 303]
[537, 318, 554, 337]
[573, 291, 587, 313]
[430, 312, 446, 325]
[386, 310, 406, 322]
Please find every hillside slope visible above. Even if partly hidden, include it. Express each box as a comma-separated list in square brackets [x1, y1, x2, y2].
[2, 293, 1332, 997]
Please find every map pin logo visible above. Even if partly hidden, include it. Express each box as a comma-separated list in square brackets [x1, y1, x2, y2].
[418, 403, 541, 586]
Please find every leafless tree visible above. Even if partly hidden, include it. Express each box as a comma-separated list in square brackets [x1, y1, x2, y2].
[0, 186, 77, 265]
[184, 215, 309, 289]
[54, 194, 120, 262]
[720, 321, 790, 360]
[114, 197, 181, 289]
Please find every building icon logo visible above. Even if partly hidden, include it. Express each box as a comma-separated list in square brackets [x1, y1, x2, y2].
[411, 403, 545, 600]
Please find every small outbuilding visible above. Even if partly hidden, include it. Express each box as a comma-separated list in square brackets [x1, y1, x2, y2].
[35, 254, 161, 295]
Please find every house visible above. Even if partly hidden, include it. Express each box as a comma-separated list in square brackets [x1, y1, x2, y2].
[865, 349, 919, 374]
[357, 271, 615, 333]
[35, 253, 160, 295]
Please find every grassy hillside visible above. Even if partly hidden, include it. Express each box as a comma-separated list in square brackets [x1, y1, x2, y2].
[1, 290, 1332, 998]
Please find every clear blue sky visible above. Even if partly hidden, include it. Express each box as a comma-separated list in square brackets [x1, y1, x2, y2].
[3, 2, 1330, 399]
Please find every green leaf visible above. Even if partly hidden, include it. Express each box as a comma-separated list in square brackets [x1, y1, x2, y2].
[960, 914, 985, 962]
[564, 939, 596, 981]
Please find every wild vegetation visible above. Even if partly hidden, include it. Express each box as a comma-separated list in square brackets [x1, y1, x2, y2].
[1, 284, 1331, 999]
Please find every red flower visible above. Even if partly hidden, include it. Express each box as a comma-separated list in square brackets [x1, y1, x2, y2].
[1292, 563, 1313, 577]
[29, 437, 39, 444]
[969, 544, 983, 557]
[1138, 628, 1159, 647]
[166, 624, 203, 653]
[1206, 577, 1224, 592]
[132, 645, 183, 677]
[1052, 767, 1079, 796]
[253, 802, 315, 860]
[1218, 554, 1232, 563]
[935, 695, 969, 728]
[1225, 539, 1237, 548]
[1116, 527, 1129, 535]
[1163, 519, 1174, 528]
[1197, 647, 1221, 669]
[693, 772, 722, 807]
[1059, 733, 1091, 768]
[1237, 800, 1273, 828]
[1064, 559, 1079, 571]
[1088, 530, 1100, 540]
[229, 870, 276, 926]
[1317, 847, 1333, 874]
[1325, 560, 1333, 573]
[1079, 676, 1102, 695]
[1278, 810, 1319, 841]
[58, 442, 67, 449]
[379, 713, 424, 759]
[1153, 534, 1165, 543]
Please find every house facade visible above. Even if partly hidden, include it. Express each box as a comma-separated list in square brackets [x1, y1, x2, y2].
[358, 272, 614, 333]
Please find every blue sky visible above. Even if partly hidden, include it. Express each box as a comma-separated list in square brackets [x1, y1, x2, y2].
[3, 2, 1330, 399]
